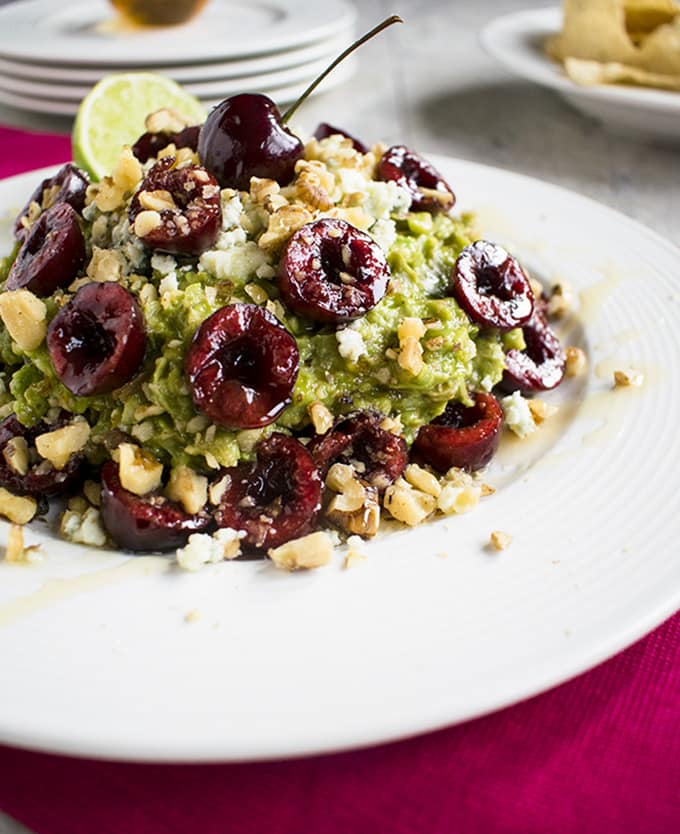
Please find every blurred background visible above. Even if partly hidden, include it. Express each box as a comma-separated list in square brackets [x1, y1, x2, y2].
[0, 0, 677, 246]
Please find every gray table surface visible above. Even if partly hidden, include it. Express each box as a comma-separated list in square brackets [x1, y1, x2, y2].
[0, 0, 677, 830]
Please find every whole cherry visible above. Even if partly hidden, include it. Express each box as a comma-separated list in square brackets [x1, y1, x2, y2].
[198, 16, 401, 190]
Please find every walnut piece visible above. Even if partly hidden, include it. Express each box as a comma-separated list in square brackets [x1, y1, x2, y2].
[117, 443, 163, 496]
[268, 531, 334, 571]
[0, 289, 47, 352]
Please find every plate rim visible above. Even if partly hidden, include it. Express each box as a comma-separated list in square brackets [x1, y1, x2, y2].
[0, 0, 357, 67]
[0, 156, 679, 762]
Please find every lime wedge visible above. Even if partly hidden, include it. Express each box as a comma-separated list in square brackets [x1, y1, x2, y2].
[72, 72, 206, 180]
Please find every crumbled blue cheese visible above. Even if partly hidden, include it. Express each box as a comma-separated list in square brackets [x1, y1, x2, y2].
[370, 218, 397, 253]
[151, 253, 177, 276]
[336, 323, 367, 363]
[176, 528, 245, 571]
[215, 227, 248, 249]
[60, 507, 108, 547]
[220, 189, 243, 228]
[200, 242, 268, 281]
[501, 391, 537, 438]
[363, 180, 411, 219]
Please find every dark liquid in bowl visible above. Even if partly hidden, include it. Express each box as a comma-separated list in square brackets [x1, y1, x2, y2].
[110, 0, 208, 26]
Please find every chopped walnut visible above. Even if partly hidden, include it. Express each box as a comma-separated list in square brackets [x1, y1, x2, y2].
[138, 189, 176, 212]
[268, 530, 334, 571]
[258, 205, 314, 251]
[117, 443, 163, 496]
[527, 398, 558, 424]
[290, 159, 335, 211]
[0, 289, 47, 352]
[547, 283, 574, 318]
[145, 107, 192, 134]
[565, 346, 587, 377]
[490, 530, 512, 551]
[133, 210, 163, 237]
[403, 463, 441, 497]
[93, 146, 142, 212]
[397, 316, 427, 377]
[326, 206, 373, 230]
[3, 436, 29, 476]
[308, 401, 334, 435]
[165, 466, 208, 515]
[383, 477, 436, 526]
[0, 488, 37, 525]
[86, 246, 126, 283]
[614, 368, 644, 388]
[326, 463, 380, 538]
[35, 419, 90, 470]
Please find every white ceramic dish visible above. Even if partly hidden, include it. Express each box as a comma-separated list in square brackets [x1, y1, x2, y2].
[0, 60, 355, 116]
[0, 0, 356, 66]
[0, 156, 679, 762]
[0, 55, 358, 102]
[0, 31, 354, 85]
[480, 7, 680, 142]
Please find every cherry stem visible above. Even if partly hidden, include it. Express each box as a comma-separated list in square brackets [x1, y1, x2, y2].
[281, 14, 403, 123]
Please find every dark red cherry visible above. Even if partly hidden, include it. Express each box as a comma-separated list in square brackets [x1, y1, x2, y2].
[279, 218, 390, 323]
[500, 309, 566, 393]
[100, 461, 210, 552]
[412, 393, 503, 473]
[47, 282, 146, 397]
[0, 413, 86, 497]
[128, 157, 222, 256]
[313, 122, 368, 154]
[14, 163, 89, 242]
[451, 240, 535, 332]
[198, 93, 304, 190]
[214, 433, 322, 551]
[185, 303, 299, 429]
[378, 145, 455, 213]
[131, 124, 200, 163]
[307, 410, 408, 491]
[6, 202, 85, 297]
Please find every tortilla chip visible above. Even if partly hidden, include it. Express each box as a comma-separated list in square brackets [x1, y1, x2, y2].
[624, 0, 678, 36]
[565, 56, 680, 90]
[547, 0, 680, 90]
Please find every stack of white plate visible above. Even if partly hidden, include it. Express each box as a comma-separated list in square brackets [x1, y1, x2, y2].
[0, 0, 357, 117]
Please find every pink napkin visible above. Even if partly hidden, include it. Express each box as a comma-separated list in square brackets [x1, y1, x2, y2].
[0, 617, 677, 834]
[0, 125, 71, 180]
[0, 124, 678, 833]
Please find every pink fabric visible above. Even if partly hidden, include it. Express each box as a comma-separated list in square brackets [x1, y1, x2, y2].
[0, 125, 678, 833]
[0, 125, 71, 179]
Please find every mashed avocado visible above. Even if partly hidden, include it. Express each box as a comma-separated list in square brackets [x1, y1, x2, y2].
[1, 136, 507, 474]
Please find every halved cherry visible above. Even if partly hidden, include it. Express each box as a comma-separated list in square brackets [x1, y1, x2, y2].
[6, 202, 85, 297]
[377, 144, 455, 213]
[500, 310, 566, 393]
[132, 124, 200, 163]
[451, 240, 535, 332]
[128, 156, 222, 256]
[313, 122, 368, 153]
[214, 433, 322, 551]
[47, 282, 146, 397]
[279, 218, 390, 323]
[185, 303, 299, 429]
[412, 393, 503, 472]
[100, 460, 210, 552]
[14, 163, 89, 242]
[0, 413, 85, 497]
[306, 410, 407, 491]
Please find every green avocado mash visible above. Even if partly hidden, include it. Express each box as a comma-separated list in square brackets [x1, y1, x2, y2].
[1, 208, 507, 473]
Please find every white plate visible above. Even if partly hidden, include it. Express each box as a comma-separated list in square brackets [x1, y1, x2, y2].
[0, 55, 357, 101]
[0, 30, 354, 85]
[0, 157, 679, 762]
[0, 0, 356, 66]
[0, 60, 356, 116]
[480, 7, 680, 142]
